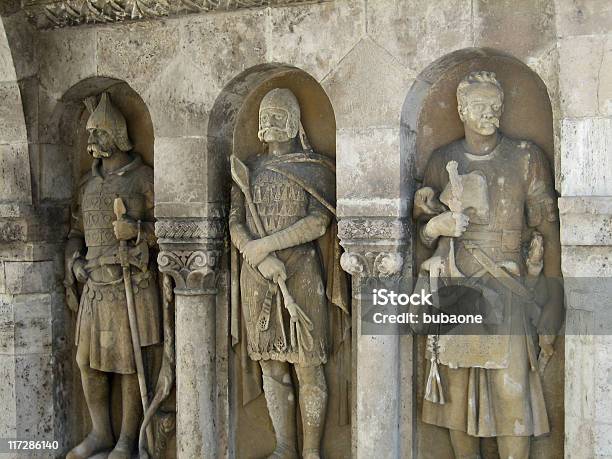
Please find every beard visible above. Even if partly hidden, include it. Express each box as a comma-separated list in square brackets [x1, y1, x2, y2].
[258, 126, 290, 143]
[87, 143, 112, 158]
[475, 117, 500, 134]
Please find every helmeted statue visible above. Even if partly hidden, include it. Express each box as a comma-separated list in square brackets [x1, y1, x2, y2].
[413, 71, 563, 459]
[64, 93, 162, 459]
[229, 88, 349, 459]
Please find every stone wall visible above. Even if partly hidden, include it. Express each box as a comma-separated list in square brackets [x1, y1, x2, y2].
[0, 0, 609, 457]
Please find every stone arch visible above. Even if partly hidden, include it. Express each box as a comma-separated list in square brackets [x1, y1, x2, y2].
[400, 48, 562, 458]
[0, 18, 31, 207]
[208, 63, 349, 458]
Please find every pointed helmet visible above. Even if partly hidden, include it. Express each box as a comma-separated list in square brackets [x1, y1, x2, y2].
[86, 92, 133, 152]
[258, 88, 301, 140]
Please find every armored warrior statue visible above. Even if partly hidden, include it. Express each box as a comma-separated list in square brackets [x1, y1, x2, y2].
[413, 71, 563, 459]
[64, 93, 160, 459]
[229, 88, 348, 459]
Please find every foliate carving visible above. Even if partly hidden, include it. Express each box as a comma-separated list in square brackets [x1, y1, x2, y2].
[338, 217, 408, 279]
[24, 0, 323, 29]
[155, 218, 225, 242]
[340, 251, 403, 278]
[157, 249, 220, 294]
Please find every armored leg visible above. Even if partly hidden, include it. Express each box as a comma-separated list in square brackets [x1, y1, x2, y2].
[295, 364, 327, 459]
[67, 335, 114, 459]
[449, 429, 481, 459]
[260, 360, 298, 459]
[108, 373, 143, 459]
[496, 436, 529, 459]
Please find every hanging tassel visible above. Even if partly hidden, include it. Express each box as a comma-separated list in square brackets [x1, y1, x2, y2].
[424, 334, 446, 404]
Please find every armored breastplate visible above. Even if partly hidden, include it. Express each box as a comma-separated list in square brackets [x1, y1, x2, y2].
[248, 168, 308, 234]
[82, 180, 146, 248]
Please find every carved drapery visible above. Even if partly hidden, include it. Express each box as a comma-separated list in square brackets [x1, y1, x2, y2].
[23, 0, 328, 29]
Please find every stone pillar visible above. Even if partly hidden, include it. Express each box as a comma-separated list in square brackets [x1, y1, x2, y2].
[156, 218, 223, 459]
[338, 217, 408, 458]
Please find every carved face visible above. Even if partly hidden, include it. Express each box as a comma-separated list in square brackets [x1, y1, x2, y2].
[458, 84, 503, 136]
[87, 128, 117, 158]
[258, 107, 291, 143]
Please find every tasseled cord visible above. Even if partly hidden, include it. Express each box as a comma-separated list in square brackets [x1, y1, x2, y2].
[424, 334, 445, 404]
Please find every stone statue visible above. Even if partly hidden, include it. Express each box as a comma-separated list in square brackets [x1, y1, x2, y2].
[412, 71, 563, 458]
[64, 93, 162, 459]
[229, 88, 349, 459]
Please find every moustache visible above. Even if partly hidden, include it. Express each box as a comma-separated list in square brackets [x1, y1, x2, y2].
[258, 126, 287, 141]
[87, 143, 111, 158]
[479, 117, 500, 128]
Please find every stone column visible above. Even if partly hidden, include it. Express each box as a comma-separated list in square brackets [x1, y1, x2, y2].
[338, 217, 409, 458]
[156, 217, 224, 459]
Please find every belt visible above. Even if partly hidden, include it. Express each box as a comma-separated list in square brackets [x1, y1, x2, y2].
[461, 229, 522, 252]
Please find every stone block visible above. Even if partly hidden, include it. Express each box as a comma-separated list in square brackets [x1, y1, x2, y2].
[0, 81, 27, 143]
[562, 246, 612, 277]
[555, 0, 612, 37]
[4, 261, 57, 295]
[96, 22, 179, 95]
[0, 261, 5, 294]
[37, 27, 96, 97]
[559, 197, 612, 246]
[558, 35, 612, 117]
[594, 421, 612, 456]
[0, 355, 17, 438]
[336, 127, 405, 217]
[266, 0, 365, 81]
[473, 0, 555, 60]
[14, 353, 54, 440]
[39, 144, 73, 202]
[367, 0, 472, 72]
[560, 117, 612, 196]
[322, 38, 415, 129]
[565, 333, 595, 419]
[0, 298, 14, 354]
[0, 143, 32, 205]
[12, 294, 53, 355]
[594, 337, 612, 425]
[154, 136, 209, 207]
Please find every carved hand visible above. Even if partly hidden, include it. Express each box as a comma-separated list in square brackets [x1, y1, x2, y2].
[425, 211, 469, 239]
[243, 238, 272, 267]
[73, 257, 89, 283]
[257, 256, 287, 283]
[113, 217, 139, 241]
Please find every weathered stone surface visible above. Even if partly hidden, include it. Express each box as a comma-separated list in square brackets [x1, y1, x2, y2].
[14, 353, 54, 439]
[154, 136, 208, 206]
[473, 0, 555, 59]
[96, 22, 179, 94]
[367, 0, 472, 72]
[144, 11, 266, 138]
[336, 127, 405, 217]
[0, 143, 32, 205]
[560, 117, 612, 196]
[0, 354, 17, 437]
[559, 197, 612, 246]
[2, 12, 37, 80]
[322, 38, 415, 129]
[558, 34, 612, 117]
[39, 144, 73, 202]
[555, 0, 612, 38]
[37, 27, 96, 97]
[266, 0, 365, 81]
[0, 81, 27, 143]
[0, 294, 53, 355]
[4, 261, 57, 295]
[562, 246, 612, 277]
[0, 21, 17, 82]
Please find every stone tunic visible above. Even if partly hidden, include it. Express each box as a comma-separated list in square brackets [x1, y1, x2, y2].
[419, 135, 557, 437]
[231, 159, 331, 367]
[71, 154, 161, 374]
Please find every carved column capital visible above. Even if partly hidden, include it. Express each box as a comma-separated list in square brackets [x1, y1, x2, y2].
[157, 249, 220, 295]
[338, 217, 409, 279]
[155, 216, 225, 295]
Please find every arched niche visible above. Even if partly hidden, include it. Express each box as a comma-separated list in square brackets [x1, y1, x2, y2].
[45, 77, 170, 456]
[208, 64, 350, 459]
[400, 48, 563, 459]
